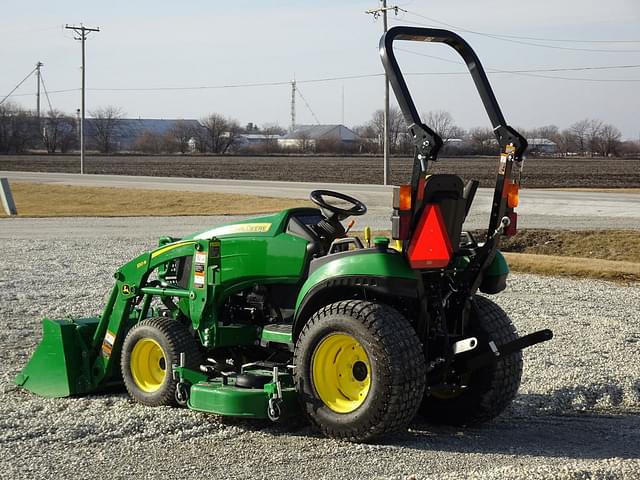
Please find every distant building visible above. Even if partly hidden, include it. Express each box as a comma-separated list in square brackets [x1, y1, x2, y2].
[278, 124, 359, 150]
[527, 138, 557, 155]
[234, 133, 282, 148]
[85, 118, 203, 151]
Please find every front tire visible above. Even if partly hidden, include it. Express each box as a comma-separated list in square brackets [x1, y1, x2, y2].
[294, 300, 426, 442]
[420, 295, 523, 425]
[121, 317, 202, 407]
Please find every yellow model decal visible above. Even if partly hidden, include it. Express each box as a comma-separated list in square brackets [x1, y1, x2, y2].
[194, 223, 272, 240]
[151, 240, 196, 259]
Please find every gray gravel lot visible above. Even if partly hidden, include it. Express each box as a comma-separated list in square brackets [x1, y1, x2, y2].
[0, 217, 639, 479]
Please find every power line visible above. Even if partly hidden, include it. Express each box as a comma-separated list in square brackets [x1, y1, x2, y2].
[0, 65, 38, 106]
[6, 61, 640, 104]
[479, 32, 640, 44]
[394, 15, 640, 44]
[83, 73, 385, 92]
[38, 71, 55, 115]
[396, 48, 640, 81]
[295, 84, 321, 125]
[7, 59, 640, 102]
[399, 11, 640, 53]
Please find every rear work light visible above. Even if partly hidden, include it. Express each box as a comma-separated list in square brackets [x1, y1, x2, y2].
[505, 182, 519, 208]
[392, 184, 412, 240]
[407, 204, 453, 269]
[399, 184, 412, 210]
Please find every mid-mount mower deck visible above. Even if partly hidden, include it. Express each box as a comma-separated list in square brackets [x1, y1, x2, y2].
[16, 27, 552, 442]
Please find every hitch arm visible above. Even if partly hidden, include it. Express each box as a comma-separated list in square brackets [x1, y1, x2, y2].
[460, 329, 553, 373]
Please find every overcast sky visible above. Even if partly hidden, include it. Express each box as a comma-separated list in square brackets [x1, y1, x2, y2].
[2, 0, 639, 138]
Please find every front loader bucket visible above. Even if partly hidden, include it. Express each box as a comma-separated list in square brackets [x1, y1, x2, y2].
[14, 317, 100, 398]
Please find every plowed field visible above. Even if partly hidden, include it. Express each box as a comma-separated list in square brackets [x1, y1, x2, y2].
[1, 154, 638, 188]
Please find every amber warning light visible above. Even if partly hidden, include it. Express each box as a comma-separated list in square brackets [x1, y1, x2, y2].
[407, 204, 453, 269]
[505, 182, 519, 208]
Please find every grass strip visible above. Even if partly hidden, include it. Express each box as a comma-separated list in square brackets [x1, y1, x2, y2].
[504, 252, 640, 283]
[0, 182, 307, 217]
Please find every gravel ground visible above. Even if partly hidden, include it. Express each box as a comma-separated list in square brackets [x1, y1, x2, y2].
[0, 219, 639, 479]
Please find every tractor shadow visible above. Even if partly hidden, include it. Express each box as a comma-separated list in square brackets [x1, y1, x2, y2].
[223, 386, 640, 461]
[393, 392, 640, 461]
[205, 383, 640, 461]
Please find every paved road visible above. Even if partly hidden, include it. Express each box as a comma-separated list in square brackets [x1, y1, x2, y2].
[2, 171, 639, 230]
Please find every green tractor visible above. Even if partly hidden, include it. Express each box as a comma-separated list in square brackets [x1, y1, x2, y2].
[15, 27, 552, 442]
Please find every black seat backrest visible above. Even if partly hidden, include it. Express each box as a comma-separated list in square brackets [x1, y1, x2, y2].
[420, 175, 466, 253]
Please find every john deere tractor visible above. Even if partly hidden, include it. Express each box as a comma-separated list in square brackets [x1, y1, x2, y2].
[16, 27, 552, 442]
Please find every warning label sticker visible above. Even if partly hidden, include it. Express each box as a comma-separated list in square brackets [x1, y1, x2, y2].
[193, 272, 205, 287]
[498, 154, 507, 175]
[193, 250, 207, 288]
[101, 330, 116, 358]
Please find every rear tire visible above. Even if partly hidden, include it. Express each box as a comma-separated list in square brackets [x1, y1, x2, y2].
[121, 317, 202, 407]
[294, 300, 426, 442]
[420, 295, 523, 426]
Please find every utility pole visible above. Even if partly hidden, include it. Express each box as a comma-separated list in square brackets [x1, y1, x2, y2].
[65, 24, 99, 175]
[366, 2, 404, 185]
[35, 62, 43, 118]
[290, 80, 296, 132]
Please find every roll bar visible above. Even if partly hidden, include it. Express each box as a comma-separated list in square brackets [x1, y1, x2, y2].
[380, 26, 528, 237]
[380, 26, 527, 158]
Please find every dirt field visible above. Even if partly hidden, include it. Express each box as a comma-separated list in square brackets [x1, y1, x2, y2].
[1, 154, 638, 188]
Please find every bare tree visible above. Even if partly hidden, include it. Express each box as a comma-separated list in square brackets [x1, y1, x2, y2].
[88, 106, 123, 153]
[0, 102, 39, 154]
[468, 127, 496, 155]
[586, 119, 603, 156]
[619, 140, 640, 157]
[368, 107, 404, 153]
[552, 129, 576, 156]
[297, 131, 313, 153]
[423, 110, 457, 142]
[569, 119, 591, 155]
[170, 120, 196, 154]
[597, 124, 622, 157]
[536, 125, 559, 140]
[351, 124, 378, 154]
[191, 126, 209, 153]
[261, 123, 285, 154]
[222, 119, 242, 154]
[42, 110, 77, 153]
[133, 130, 163, 154]
[201, 113, 241, 154]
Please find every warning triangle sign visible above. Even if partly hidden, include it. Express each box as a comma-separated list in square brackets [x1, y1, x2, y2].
[407, 204, 453, 269]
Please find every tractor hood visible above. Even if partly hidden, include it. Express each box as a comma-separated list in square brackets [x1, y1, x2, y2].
[185, 210, 291, 240]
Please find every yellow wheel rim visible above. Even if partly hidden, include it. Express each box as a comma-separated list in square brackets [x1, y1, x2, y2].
[311, 333, 371, 413]
[130, 338, 167, 393]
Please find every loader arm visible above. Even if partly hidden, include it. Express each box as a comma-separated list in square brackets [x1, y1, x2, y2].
[89, 239, 220, 387]
[16, 238, 223, 397]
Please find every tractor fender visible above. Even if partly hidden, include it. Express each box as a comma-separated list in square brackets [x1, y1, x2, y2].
[292, 250, 417, 340]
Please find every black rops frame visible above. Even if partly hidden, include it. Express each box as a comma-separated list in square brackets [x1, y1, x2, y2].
[379, 26, 528, 239]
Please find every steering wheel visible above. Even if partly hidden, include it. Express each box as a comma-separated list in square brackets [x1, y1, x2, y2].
[309, 190, 367, 220]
